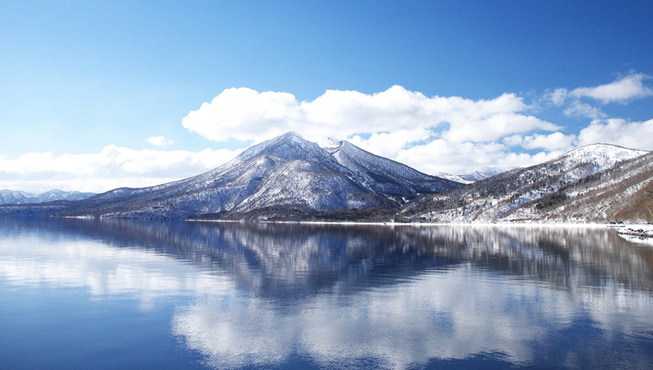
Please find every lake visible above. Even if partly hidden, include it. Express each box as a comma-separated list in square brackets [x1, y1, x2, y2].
[0, 218, 651, 369]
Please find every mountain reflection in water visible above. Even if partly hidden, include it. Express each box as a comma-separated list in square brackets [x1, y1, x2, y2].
[0, 219, 651, 368]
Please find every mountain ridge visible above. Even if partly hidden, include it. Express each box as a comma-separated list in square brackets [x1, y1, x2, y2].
[0, 189, 96, 205]
[505, 151, 653, 223]
[401, 143, 649, 223]
[0, 135, 649, 223]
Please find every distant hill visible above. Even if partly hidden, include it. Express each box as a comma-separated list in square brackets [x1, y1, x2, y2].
[505, 151, 653, 223]
[459, 168, 504, 182]
[0, 189, 95, 205]
[436, 168, 505, 185]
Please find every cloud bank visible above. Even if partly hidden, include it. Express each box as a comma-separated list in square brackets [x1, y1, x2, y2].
[577, 118, 653, 149]
[182, 85, 567, 175]
[549, 73, 652, 111]
[180, 75, 651, 176]
[571, 73, 652, 104]
[183, 85, 558, 144]
[0, 146, 240, 193]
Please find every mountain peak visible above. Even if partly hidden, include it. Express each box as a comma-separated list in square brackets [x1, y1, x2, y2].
[274, 131, 304, 142]
[571, 142, 643, 153]
[554, 143, 647, 167]
[234, 132, 331, 163]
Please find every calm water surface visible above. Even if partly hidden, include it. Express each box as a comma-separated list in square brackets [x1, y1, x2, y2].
[0, 219, 651, 369]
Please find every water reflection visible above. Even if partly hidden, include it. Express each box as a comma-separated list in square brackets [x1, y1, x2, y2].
[0, 219, 651, 368]
[0, 219, 234, 311]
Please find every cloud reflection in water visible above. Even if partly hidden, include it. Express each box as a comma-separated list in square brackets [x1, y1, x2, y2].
[0, 219, 651, 368]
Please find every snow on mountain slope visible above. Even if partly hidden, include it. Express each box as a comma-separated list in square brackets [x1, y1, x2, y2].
[0, 190, 32, 204]
[231, 159, 380, 213]
[544, 144, 648, 183]
[403, 144, 648, 223]
[0, 189, 95, 205]
[506, 151, 653, 223]
[327, 139, 461, 198]
[235, 132, 342, 165]
[60, 132, 458, 219]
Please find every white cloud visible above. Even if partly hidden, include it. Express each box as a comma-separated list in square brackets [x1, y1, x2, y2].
[182, 85, 557, 145]
[546, 88, 568, 106]
[570, 73, 652, 104]
[442, 111, 558, 143]
[520, 132, 576, 151]
[147, 136, 174, 148]
[182, 87, 300, 142]
[392, 139, 561, 175]
[545, 73, 651, 129]
[0, 146, 240, 193]
[563, 101, 605, 120]
[577, 118, 653, 150]
[503, 134, 524, 148]
[180, 85, 563, 176]
[348, 129, 433, 159]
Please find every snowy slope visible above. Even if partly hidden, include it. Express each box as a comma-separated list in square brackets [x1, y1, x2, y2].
[0, 190, 33, 204]
[327, 140, 461, 199]
[506, 151, 653, 223]
[403, 144, 648, 223]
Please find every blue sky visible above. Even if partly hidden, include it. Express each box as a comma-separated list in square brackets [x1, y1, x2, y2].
[1, 1, 652, 192]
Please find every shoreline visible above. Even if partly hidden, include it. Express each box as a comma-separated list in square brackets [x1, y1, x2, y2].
[185, 218, 653, 243]
[186, 218, 645, 229]
[616, 224, 653, 238]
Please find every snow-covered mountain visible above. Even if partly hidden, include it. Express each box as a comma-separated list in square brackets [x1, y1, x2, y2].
[0, 189, 95, 205]
[506, 150, 653, 223]
[57, 132, 459, 220]
[403, 144, 649, 223]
